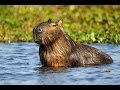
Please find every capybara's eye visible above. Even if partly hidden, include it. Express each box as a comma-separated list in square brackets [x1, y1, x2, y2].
[38, 28, 42, 32]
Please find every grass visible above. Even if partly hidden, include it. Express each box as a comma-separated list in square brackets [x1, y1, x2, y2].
[0, 5, 120, 44]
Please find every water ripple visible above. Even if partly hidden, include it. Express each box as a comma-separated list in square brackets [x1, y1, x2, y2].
[0, 43, 120, 85]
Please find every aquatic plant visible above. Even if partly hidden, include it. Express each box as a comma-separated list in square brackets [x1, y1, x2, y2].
[0, 5, 120, 44]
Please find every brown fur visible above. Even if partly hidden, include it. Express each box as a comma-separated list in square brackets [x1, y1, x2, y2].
[33, 19, 113, 67]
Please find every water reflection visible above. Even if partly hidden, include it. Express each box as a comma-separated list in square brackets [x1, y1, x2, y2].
[34, 66, 68, 73]
[0, 43, 120, 85]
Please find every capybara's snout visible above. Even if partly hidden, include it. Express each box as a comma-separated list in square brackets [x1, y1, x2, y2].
[33, 26, 43, 44]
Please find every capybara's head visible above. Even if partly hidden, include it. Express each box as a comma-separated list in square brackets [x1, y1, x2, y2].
[33, 19, 63, 45]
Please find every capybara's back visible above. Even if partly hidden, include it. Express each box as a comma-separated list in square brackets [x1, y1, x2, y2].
[69, 44, 112, 66]
[33, 19, 113, 67]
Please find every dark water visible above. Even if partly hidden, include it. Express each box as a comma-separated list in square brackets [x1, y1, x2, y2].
[0, 43, 120, 85]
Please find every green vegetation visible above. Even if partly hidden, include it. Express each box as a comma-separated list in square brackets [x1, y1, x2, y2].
[0, 5, 120, 44]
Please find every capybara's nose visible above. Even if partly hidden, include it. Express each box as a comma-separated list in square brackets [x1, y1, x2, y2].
[33, 28, 36, 40]
[33, 28, 36, 34]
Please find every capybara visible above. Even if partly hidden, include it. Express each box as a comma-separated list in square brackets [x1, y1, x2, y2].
[33, 19, 113, 67]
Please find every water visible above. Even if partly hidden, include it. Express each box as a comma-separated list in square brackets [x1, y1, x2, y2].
[0, 43, 120, 85]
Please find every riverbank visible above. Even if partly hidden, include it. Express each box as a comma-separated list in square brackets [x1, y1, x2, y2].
[0, 5, 120, 44]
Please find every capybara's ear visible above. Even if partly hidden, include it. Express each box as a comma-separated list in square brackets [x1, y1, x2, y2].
[48, 19, 52, 23]
[57, 19, 63, 26]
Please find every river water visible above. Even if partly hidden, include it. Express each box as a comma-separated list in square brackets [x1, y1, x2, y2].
[0, 43, 120, 85]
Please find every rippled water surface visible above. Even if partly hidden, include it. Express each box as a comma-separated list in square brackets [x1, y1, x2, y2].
[0, 43, 120, 85]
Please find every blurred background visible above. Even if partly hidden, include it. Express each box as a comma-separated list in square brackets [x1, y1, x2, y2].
[0, 5, 120, 44]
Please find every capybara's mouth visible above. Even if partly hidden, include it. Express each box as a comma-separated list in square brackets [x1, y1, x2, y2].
[35, 41, 42, 44]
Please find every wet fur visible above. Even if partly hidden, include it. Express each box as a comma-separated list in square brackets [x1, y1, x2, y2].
[33, 19, 113, 67]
